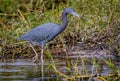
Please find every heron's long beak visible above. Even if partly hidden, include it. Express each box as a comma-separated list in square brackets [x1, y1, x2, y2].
[70, 12, 81, 17]
[70, 12, 86, 20]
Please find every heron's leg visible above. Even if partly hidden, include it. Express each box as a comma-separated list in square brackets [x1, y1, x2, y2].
[29, 43, 38, 62]
[41, 48, 44, 64]
[41, 63, 44, 80]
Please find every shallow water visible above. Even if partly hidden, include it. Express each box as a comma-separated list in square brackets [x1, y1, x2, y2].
[0, 58, 120, 81]
[0, 59, 61, 81]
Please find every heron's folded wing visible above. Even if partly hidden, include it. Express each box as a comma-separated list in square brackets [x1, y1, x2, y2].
[19, 23, 58, 42]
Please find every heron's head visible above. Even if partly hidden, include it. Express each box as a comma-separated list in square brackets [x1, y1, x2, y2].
[63, 8, 80, 17]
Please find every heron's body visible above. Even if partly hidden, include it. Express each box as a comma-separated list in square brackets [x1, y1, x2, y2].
[19, 23, 61, 47]
[18, 8, 80, 63]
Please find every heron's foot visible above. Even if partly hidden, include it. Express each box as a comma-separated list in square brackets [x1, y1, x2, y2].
[32, 54, 38, 63]
[41, 59, 44, 64]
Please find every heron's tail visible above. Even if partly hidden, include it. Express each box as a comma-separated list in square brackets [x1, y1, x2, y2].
[18, 35, 26, 40]
[18, 37, 22, 40]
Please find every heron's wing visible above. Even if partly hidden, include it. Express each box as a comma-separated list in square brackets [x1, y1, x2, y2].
[19, 23, 58, 42]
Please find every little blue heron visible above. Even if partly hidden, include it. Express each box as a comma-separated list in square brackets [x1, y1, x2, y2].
[18, 8, 80, 64]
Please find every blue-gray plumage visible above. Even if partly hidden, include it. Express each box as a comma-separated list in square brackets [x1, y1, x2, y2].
[18, 8, 80, 63]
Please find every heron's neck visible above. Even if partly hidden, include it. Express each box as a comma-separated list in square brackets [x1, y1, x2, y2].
[60, 12, 68, 31]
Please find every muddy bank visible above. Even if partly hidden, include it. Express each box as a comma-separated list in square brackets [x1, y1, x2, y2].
[1, 41, 119, 62]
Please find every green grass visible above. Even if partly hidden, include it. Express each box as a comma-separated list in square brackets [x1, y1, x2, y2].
[0, 0, 119, 45]
[0, 0, 119, 59]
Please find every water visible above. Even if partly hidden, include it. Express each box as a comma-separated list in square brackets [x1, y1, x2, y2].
[0, 58, 120, 81]
[0, 59, 62, 81]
